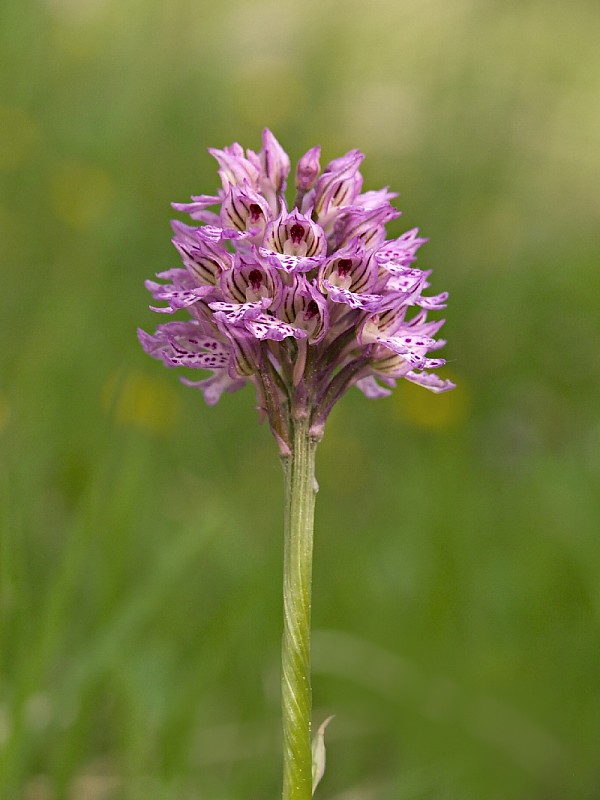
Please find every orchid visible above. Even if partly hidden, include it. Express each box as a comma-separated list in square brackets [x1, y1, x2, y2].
[140, 130, 453, 452]
[138, 130, 454, 800]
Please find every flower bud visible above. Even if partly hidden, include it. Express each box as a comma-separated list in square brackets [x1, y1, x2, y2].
[259, 128, 291, 194]
[295, 145, 321, 191]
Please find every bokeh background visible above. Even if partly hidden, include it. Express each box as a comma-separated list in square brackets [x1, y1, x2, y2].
[2, 0, 600, 797]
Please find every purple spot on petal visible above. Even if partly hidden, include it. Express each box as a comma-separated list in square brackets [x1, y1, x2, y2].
[248, 269, 263, 290]
[337, 258, 353, 277]
[290, 223, 304, 243]
[305, 300, 319, 319]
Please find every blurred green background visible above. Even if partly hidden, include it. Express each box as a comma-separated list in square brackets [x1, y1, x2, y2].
[1, 0, 599, 797]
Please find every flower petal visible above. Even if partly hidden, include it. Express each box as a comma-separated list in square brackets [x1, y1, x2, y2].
[209, 298, 271, 324]
[258, 247, 324, 274]
[416, 292, 449, 310]
[323, 282, 382, 311]
[355, 375, 395, 399]
[244, 314, 308, 342]
[180, 371, 246, 406]
[404, 370, 456, 393]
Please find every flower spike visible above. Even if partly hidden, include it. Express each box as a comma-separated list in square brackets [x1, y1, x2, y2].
[139, 130, 454, 453]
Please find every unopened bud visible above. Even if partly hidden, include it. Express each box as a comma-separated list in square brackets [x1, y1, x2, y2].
[295, 145, 321, 191]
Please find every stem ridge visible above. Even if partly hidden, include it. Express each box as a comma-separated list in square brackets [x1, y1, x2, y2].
[281, 417, 318, 800]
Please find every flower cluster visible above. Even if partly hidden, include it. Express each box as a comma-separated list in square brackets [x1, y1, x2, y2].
[138, 130, 454, 452]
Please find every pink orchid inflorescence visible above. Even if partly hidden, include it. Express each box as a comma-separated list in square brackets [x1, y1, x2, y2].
[138, 130, 454, 453]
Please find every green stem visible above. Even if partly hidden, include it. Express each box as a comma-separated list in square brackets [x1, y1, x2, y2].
[281, 415, 319, 800]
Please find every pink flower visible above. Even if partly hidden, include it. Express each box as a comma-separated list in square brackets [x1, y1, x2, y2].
[139, 130, 454, 452]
